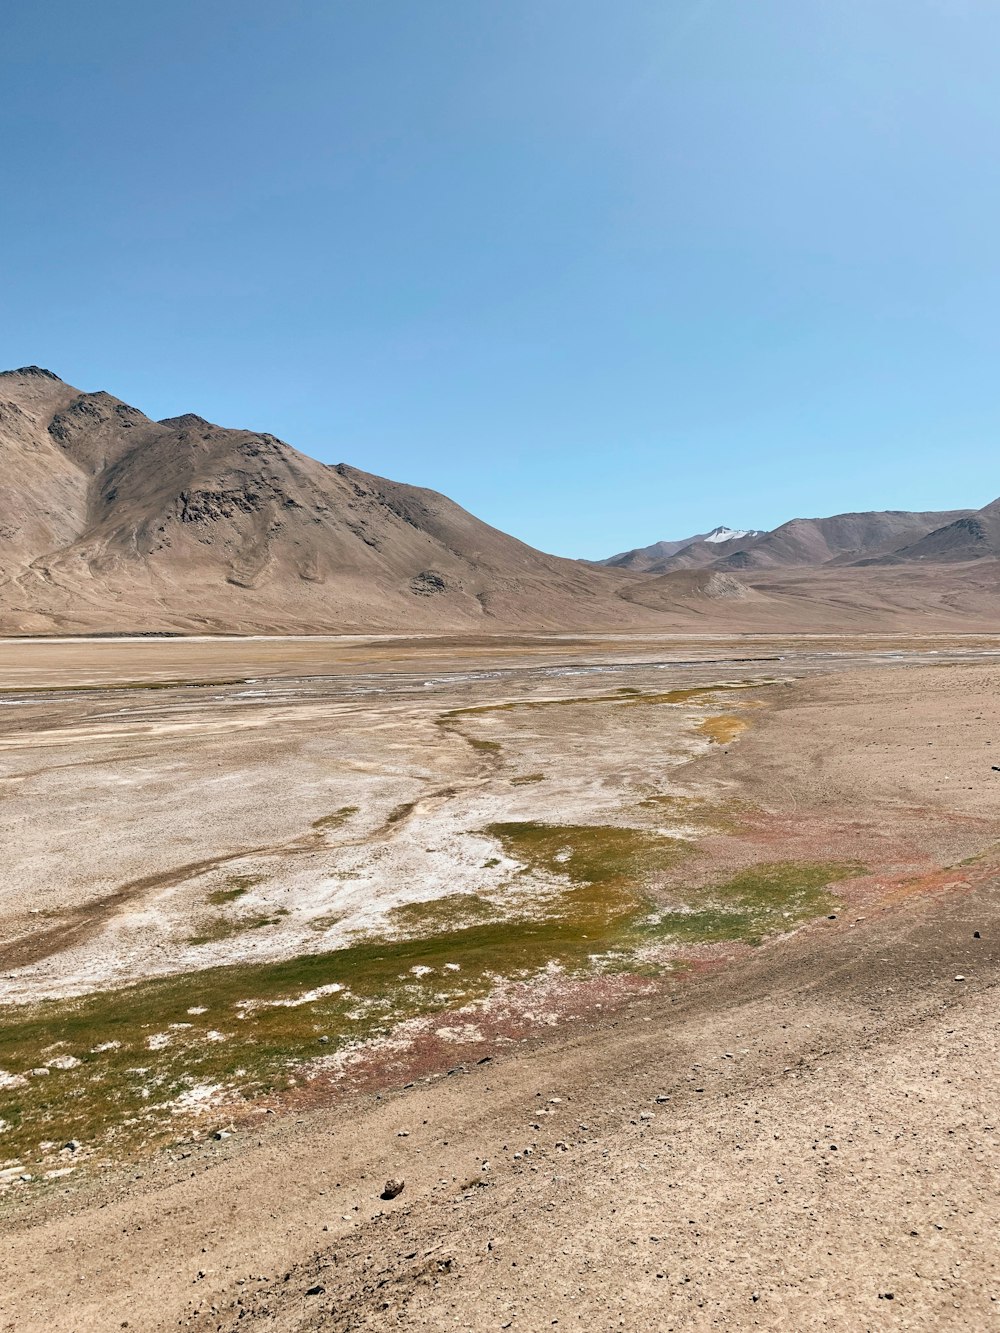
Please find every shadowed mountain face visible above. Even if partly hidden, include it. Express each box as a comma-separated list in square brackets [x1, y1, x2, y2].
[0, 367, 663, 634]
[866, 499, 1000, 564]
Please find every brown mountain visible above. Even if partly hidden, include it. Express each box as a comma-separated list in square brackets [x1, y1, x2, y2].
[0, 367, 663, 635]
[608, 509, 976, 573]
[865, 499, 1000, 564]
[2, 366, 999, 636]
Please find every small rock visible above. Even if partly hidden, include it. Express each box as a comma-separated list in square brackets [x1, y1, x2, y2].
[974, 931, 981, 939]
[213, 1130, 231, 1141]
[63, 1140, 82, 1153]
[306, 1284, 325, 1296]
[954, 975, 966, 982]
[654, 1094, 670, 1103]
[318, 1036, 330, 1045]
[381, 1178, 405, 1200]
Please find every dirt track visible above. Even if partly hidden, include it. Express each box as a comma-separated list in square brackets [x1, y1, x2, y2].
[1, 640, 1000, 1330]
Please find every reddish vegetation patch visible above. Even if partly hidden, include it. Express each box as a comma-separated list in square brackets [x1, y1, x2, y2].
[274, 969, 667, 1114]
[218, 809, 1000, 1135]
[684, 803, 989, 896]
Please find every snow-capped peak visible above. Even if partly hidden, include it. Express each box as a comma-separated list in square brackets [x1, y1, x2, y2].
[703, 526, 761, 544]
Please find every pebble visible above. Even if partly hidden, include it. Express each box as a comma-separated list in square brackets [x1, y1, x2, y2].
[381, 1178, 405, 1200]
[955, 975, 966, 982]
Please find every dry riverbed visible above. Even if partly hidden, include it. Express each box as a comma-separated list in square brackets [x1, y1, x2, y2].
[1, 634, 999, 1331]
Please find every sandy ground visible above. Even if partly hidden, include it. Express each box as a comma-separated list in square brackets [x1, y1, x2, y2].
[1, 636, 1000, 1330]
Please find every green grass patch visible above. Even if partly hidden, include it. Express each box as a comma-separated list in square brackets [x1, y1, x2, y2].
[187, 908, 290, 947]
[483, 821, 690, 890]
[383, 894, 499, 934]
[639, 861, 859, 948]
[206, 873, 264, 906]
[0, 840, 858, 1180]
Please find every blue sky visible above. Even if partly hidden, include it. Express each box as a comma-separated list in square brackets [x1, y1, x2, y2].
[3, 1, 999, 558]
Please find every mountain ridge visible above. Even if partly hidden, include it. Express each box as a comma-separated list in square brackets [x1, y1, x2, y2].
[1, 366, 999, 635]
[0, 367, 664, 634]
[604, 506, 983, 573]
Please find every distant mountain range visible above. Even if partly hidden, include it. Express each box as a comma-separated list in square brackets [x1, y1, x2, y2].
[600, 526, 765, 569]
[599, 506, 999, 572]
[1, 365, 998, 635]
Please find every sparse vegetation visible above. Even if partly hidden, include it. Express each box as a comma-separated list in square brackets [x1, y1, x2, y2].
[311, 806, 359, 832]
[442, 681, 769, 719]
[0, 841, 860, 1179]
[483, 820, 690, 890]
[206, 873, 264, 906]
[0, 678, 245, 695]
[386, 800, 417, 825]
[188, 907, 290, 947]
[696, 715, 749, 744]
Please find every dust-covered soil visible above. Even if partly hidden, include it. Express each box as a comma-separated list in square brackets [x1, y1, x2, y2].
[1, 634, 999, 1330]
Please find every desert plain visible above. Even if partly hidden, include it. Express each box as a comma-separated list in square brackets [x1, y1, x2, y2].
[1, 632, 999, 1331]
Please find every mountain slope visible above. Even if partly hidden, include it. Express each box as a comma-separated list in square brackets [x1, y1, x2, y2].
[867, 498, 1000, 564]
[0, 368, 658, 634]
